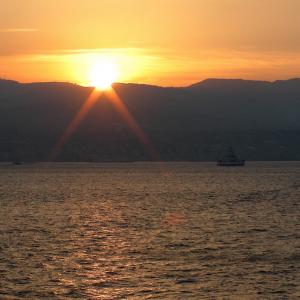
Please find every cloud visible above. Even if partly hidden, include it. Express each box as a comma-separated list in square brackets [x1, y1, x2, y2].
[0, 28, 38, 33]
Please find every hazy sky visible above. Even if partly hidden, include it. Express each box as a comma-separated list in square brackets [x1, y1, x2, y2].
[1, 0, 300, 86]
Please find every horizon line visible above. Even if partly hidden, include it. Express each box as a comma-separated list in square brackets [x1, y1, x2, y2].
[1, 77, 300, 89]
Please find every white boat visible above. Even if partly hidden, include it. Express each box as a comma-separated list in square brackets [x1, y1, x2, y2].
[217, 147, 245, 166]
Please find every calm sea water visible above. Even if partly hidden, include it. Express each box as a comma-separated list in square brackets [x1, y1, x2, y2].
[0, 162, 299, 299]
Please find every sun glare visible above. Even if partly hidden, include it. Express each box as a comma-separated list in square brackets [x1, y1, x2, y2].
[89, 59, 118, 90]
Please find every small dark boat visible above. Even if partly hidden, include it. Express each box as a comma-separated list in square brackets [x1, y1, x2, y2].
[13, 160, 23, 165]
[217, 147, 245, 166]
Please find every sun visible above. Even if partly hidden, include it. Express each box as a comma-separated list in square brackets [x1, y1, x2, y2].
[89, 59, 118, 90]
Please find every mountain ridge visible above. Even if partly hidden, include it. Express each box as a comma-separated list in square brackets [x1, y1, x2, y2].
[2, 77, 300, 89]
[1, 77, 300, 161]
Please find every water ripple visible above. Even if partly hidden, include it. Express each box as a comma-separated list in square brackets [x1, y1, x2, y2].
[0, 162, 299, 299]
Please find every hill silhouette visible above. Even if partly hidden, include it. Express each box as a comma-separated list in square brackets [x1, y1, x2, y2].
[1, 78, 300, 161]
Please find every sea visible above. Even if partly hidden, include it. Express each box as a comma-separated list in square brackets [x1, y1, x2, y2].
[0, 162, 299, 299]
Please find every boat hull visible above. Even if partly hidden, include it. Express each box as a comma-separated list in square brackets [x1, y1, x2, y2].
[217, 160, 245, 166]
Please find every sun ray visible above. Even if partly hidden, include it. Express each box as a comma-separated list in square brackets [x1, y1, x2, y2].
[49, 88, 102, 160]
[105, 88, 161, 162]
[49, 67, 161, 163]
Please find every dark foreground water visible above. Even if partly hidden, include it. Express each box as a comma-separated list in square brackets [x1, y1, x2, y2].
[0, 162, 299, 299]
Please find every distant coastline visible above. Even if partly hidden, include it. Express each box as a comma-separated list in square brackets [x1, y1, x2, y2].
[1, 78, 300, 162]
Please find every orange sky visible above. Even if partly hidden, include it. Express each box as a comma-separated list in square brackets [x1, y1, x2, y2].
[1, 0, 300, 86]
